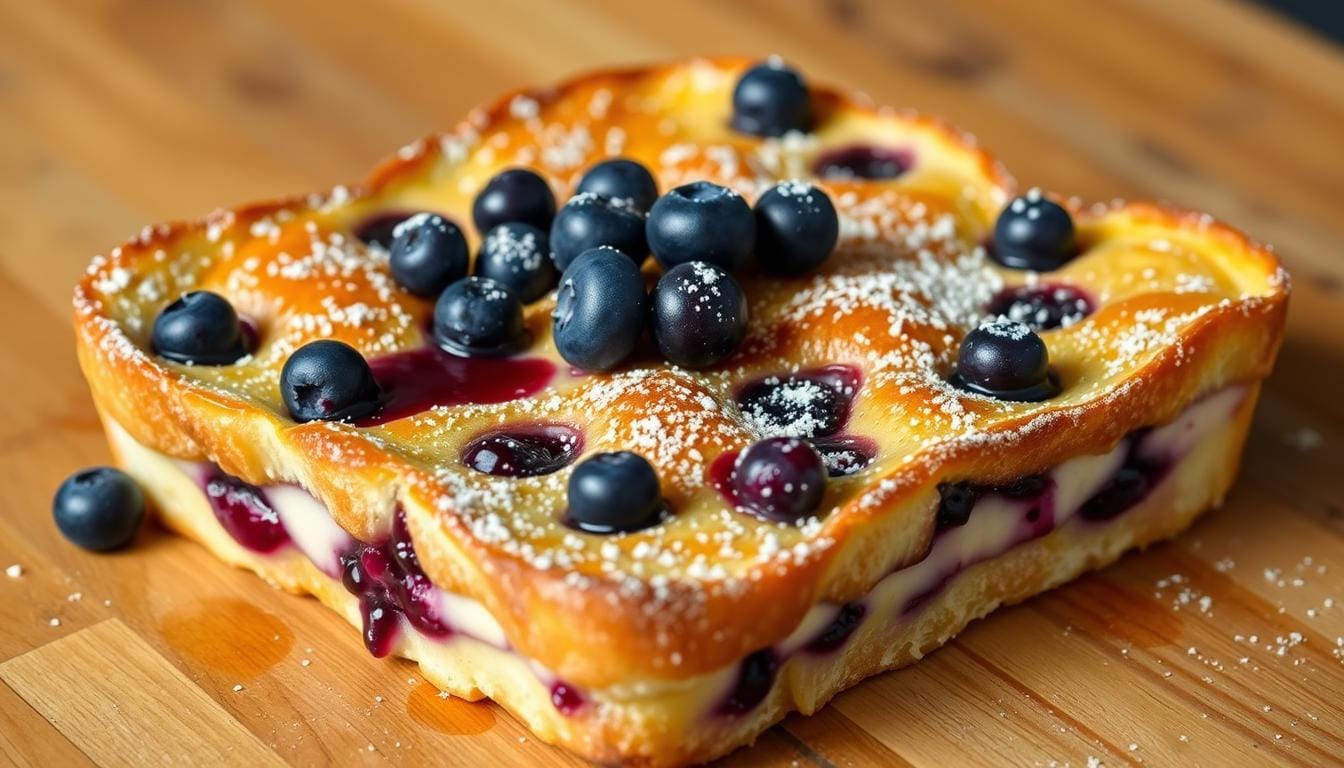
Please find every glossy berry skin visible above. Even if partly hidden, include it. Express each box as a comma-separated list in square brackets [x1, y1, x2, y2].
[566, 451, 663, 534]
[550, 193, 648, 271]
[753, 181, 839, 275]
[646, 181, 756, 272]
[280, 340, 382, 423]
[472, 168, 556, 233]
[474, 222, 558, 303]
[388, 213, 469, 298]
[732, 437, 827, 523]
[53, 467, 145, 551]
[552, 247, 647, 371]
[731, 59, 811, 137]
[992, 192, 1076, 271]
[650, 262, 748, 368]
[433, 277, 527, 357]
[954, 321, 1057, 401]
[152, 291, 248, 365]
[576, 158, 659, 213]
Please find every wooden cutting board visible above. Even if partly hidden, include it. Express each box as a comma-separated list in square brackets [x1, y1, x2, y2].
[1, 1, 1341, 766]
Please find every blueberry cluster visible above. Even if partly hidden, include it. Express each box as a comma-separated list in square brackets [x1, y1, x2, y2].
[552, 170, 839, 373]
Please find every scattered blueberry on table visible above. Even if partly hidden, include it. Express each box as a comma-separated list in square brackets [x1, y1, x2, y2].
[53, 467, 145, 551]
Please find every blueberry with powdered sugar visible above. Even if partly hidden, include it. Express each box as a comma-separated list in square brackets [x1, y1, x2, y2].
[550, 192, 648, 270]
[753, 180, 839, 275]
[388, 213, 469, 298]
[951, 319, 1059, 401]
[992, 189, 1076, 271]
[650, 261, 748, 369]
[576, 158, 659, 213]
[731, 437, 827, 522]
[475, 222, 558, 303]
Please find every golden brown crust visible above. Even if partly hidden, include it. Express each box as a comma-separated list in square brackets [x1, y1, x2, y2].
[73, 57, 1288, 691]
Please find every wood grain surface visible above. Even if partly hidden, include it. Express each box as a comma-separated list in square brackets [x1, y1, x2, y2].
[1, 1, 1342, 766]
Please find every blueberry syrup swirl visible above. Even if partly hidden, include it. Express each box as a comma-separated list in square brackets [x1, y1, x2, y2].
[986, 283, 1094, 331]
[338, 508, 451, 657]
[462, 424, 582, 477]
[203, 471, 292, 554]
[358, 346, 556, 426]
[812, 145, 914, 180]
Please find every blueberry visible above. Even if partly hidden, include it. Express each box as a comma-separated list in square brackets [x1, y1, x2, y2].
[552, 247, 647, 371]
[475, 222, 558, 303]
[472, 168, 556, 233]
[731, 59, 811, 137]
[753, 181, 839, 275]
[650, 262, 747, 368]
[387, 213, 468, 298]
[550, 193, 648, 271]
[731, 437, 827, 522]
[953, 320, 1058, 401]
[646, 181, 755, 272]
[433, 276, 528, 357]
[152, 291, 248, 365]
[566, 451, 663, 534]
[53, 467, 145, 551]
[992, 191, 1076, 271]
[576, 158, 659, 213]
[936, 482, 979, 530]
[280, 340, 382, 422]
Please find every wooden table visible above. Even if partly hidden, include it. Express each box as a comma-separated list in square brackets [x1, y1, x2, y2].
[2, 1, 1341, 765]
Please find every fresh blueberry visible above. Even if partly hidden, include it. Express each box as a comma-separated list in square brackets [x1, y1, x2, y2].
[992, 191, 1076, 271]
[280, 339, 382, 422]
[475, 222, 558, 303]
[433, 276, 528, 357]
[986, 284, 1094, 331]
[731, 59, 811, 137]
[550, 193, 648, 271]
[576, 158, 659, 213]
[753, 180, 839, 275]
[650, 262, 747, 368]
[566, 451, 664, 534]
[552, 247, 647, 371]
[646, 181, 755, 272]
[387, 213, 469, 298]
[152, 291, 248, 365]
[472, 168, 556, 233]
[731, 437, 827, 522]
[53, 467, 145, 551]
[952, 320, 1057, 401]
